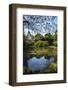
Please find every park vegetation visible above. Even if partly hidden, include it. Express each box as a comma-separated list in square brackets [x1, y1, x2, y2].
[23, 31, 57, 74]
[23, 15, 57, 74]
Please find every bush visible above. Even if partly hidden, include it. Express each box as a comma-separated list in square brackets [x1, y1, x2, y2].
[49, 63, 57, 72]
[34, 41, 42, 48]
[34, 33, 44, 41]
[43, 41, 49, 47]
[34, 41, 49, 48]
[53, 41, 57, 46]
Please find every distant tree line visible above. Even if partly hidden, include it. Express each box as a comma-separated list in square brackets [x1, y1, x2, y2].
[23, 31, 57, 49]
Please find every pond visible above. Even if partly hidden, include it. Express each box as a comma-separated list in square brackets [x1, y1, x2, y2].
[27, 56, 54, 72]
[24, 56, 54, 74]
[23, 47, 57, 74]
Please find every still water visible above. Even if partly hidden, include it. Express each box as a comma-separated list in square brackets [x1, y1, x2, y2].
[27, 56, 54, 72]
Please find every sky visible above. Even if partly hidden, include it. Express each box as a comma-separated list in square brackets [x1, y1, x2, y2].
[23, 15, 57, 36]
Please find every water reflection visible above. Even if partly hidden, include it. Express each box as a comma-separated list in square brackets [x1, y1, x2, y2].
[27, 56, 54, 72]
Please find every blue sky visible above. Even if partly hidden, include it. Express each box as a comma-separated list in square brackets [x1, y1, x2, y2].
[23, 15, 57, 36]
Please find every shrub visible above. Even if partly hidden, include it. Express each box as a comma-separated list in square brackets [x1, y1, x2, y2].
[34, 41, 42, 48]
[53, 41, 57, 46]
[44, 33, 54, 45]
[34, 33, 44, 41]
[34, 41, 49, 48]
[43, 41, 49, 47]
[49, 63, 57, 72]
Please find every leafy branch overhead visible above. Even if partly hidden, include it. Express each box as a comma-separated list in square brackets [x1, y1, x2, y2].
[23, 15, 57, 35]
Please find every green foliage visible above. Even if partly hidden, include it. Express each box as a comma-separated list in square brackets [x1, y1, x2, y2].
[34, 41, 42, 48]
[43, 41, 49, 47]
[53, 41, 57, 46]
[45, 33, 54, 45]
[34, 33, 44, 41]
[34, 41, 49, 48]
[23, 33, 34, 49]
[44, 33, 50, 41]
[53, 31, 57, 41]
[23, 44, 57, 74]
[34, 33, 57, 47]
[49, 63, 57, 72]
[23, 29, 57, 74]
[24, 32, 57, 49]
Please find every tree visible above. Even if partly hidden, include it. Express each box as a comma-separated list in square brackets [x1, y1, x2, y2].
[44, 33, 54, 45]
[53, 30, 57, 41]
[34, 33, 44, 41]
